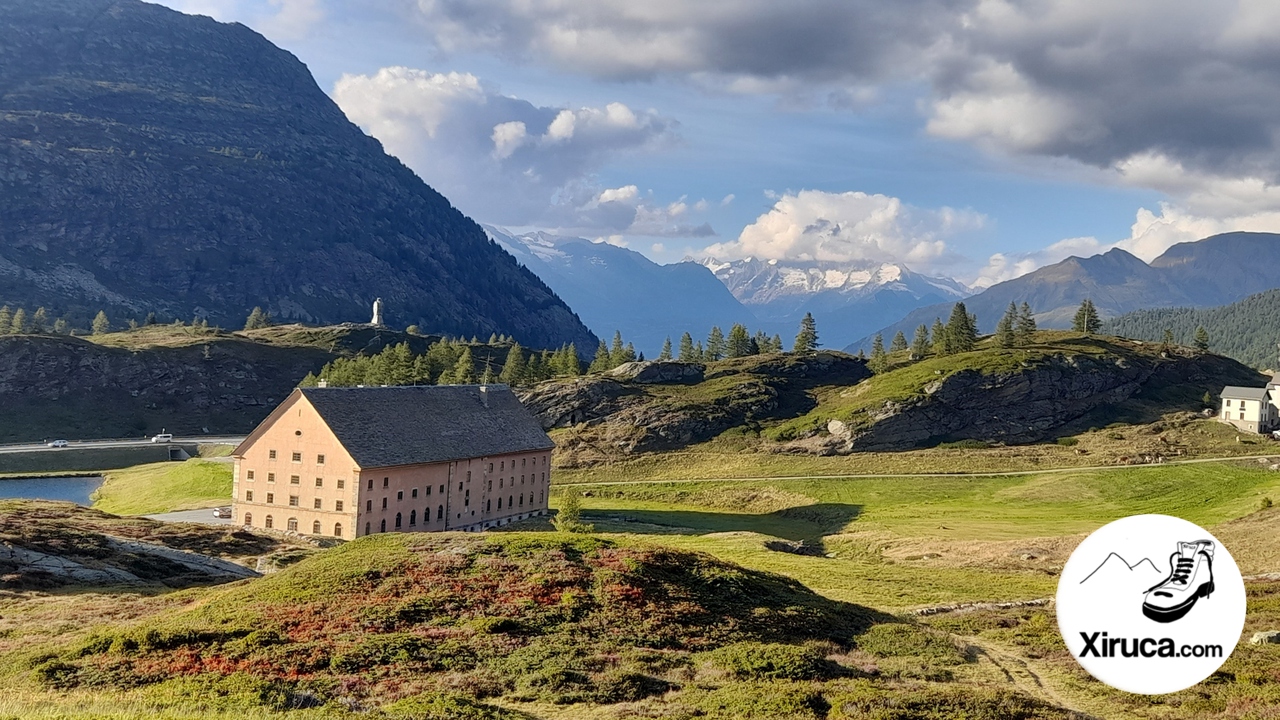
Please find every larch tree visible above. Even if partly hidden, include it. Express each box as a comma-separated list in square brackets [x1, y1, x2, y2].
[92, 310, 110, 335]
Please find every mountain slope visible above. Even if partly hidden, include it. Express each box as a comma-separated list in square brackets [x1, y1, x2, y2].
[0, 0, 596, 349]
[489, 227, 757, 354]
[850, 232, 1280, 352]
[700, 257, 969, 346]
[1102, 288, 1280, 369]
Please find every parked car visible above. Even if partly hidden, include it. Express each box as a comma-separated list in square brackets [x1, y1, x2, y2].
[46, 439, 68, 448]
[212, 506, 233, 519]
[150, 433, 173, 443]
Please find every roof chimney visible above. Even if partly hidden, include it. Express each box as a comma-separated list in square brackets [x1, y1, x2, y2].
[479, 385, 489, 408]
[317, 379, 328, 388]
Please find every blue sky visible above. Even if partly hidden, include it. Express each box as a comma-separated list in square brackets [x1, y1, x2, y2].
[158, 0, 1280, 286]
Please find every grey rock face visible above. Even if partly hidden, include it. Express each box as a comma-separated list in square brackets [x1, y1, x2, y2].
[606, 361, 706, 384]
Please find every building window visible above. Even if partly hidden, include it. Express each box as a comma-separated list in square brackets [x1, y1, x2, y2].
[289, 496, 299, 507]
[382, 497, 387, 509]
[337, 479, 345, 489]
[244, 512, 252, 526]
[1226, 399, 1232, 406]
[542, 473, 545, 482]
[266, 493, 274, 504]
[487, 499, 491, 512]
[317, 454, 325, 465]
[440, 484, 445, 494]
[265, 515, 274, 529]
[292, 452, 302, 462]
[380, 519, 386, 532]
[269, 450, 277, 460]
[410, 509, 417, 525]
[499, 478, 504, 488]
[245, 490, 254, 502]
[314, 498, 322, 510]
[368, 478, 374, 490]
[501, 460, 505, 470]
[395, 513, 402, 529]
[335, 500, 344, 512]
[498, 498, 502, 509]
[383, 477, 389, 488]
[397, 491, 403, 501]
[246, 470, 255, 480]
[366, 499, 372, 511]
[412, 488, 418, 498]
[315, 477, 323, 488]
[522, 475, 525, 484]
[334, 523, 343, 537]
[267, 473, 275, 483]
[364, 522, 370, 536]
[287, 517, 298, 532]
[540, 491, 544, 503]
[467, 471, 472, 481]
[489, 463, 494, 472]
[438, 505, 444, 520]
[312, 520, 321, 534]
[519, 494, 524, 506]
[509, 495, 513, 509]
[426, 485, 432, 496]
[290, 475, 300, 485]
[522, 458, 526, 467]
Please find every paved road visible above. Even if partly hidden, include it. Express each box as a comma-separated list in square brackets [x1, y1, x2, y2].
[0, 436, 245, 455]
[145, 507, 233, 526]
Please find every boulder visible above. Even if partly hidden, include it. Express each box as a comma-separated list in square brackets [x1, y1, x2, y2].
[606, 361, 705, 384]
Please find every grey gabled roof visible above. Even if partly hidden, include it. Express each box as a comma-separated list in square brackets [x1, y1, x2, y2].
[1269, 372, 1280, 386]
[1221, 386, 1270, 401]
[299, 385, 553, 469]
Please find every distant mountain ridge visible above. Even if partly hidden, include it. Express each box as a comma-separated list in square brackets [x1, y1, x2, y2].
[0, 0, 596, 350]
[850, 232, 1280, 352]
[488, 227, 757, 354]
[694, 256, 970, 347]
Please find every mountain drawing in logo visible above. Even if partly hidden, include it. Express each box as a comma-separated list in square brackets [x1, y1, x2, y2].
[1080, 552, 1164, 586]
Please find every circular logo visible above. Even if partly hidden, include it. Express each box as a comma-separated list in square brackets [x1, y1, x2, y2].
[1056, 514, 1246, 695]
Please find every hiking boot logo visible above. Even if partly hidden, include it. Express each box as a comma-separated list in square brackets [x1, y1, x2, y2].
[1141, 540, 1215, 624]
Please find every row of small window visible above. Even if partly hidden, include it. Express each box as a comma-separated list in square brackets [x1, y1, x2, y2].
[489, 456, 547, 472]
[244, 490, 343, 511]
[245, 471, 345, 488]
[243, 513, 341, 537]
[362, 490, 541, 514]
[266, 450, 325, 464]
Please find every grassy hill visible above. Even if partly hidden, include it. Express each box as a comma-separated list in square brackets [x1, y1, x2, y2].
[1103, 287, 1280, 369]
[527, 331, 1263, 464]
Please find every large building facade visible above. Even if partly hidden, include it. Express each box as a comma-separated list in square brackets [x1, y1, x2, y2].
[232, 385, 554, 539]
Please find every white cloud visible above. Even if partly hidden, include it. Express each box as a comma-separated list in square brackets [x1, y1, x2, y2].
[156, 0, 326, 40]
[703, 190, 983, 273]
[972, 236, 1104, 288]
[332, 67, 696, 233]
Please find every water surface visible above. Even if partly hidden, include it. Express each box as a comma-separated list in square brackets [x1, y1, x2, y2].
[0, 476, 104, 506]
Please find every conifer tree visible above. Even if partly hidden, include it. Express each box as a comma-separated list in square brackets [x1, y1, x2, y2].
[0, 306, 11, 335]
[910, 324, 930, 359]
[1193, 326, 1210, 352]
[563, 344, 581, 376]
[1161, 328, 1175, 353]
[31, 307, 49, 333]
[53, 318, 70, 335]
[500, 343, 527, 385]
[450, 346, 475, 384]
[996, 301, 1017, 348]
[608, 331, 626, 367]
[10, 308, 26, 335]
[890, 330, 908, 353]
[945, 303, 977, 353]
[726, 323, 751, 357]
[388, 343, 414, 385]
[772, 334, 783, 353]
[588, 341, 612, 373]
[244, 306, 270, 330]
[706, 326, 725, 361]
[658, 337, 673, 360]
[144, 312, 157, 326]
[868, 333, 888, 373]
[488, 333, 499, 344]
[92, 310, 110, 335]
[1015, 302, 1037, 345]
[694, 340, 705, 361]
[930, 317, 946, 354]
[678, 332, 696, 361]
[753, 330, 772, 353]
[622, 342, 638, 364]
[1072, 299, 1101, 334]
[794, 313, 818, 352]
[480, 362, 496, 384]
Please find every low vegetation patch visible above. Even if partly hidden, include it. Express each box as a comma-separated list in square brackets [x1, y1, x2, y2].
[93, 459, 233, 516]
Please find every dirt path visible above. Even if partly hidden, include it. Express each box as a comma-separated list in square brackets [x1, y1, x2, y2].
[560, 452, 1280, 487]
[961, 634, 1102, 719]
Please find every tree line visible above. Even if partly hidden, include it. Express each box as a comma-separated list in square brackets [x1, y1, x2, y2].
[299, 339, 584, 388]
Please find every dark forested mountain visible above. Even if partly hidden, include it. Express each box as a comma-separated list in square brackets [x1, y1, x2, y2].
[1103, 289, 1280, 369]
[850, 232, 1280, 352]
[0, 0, 596, 350]
[488, 227, 757, 355]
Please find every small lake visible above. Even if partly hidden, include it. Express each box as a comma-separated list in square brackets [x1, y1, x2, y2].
[0, 476, 104, 506]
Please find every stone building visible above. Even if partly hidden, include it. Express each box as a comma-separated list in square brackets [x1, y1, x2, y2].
[231, 384, 553, 538]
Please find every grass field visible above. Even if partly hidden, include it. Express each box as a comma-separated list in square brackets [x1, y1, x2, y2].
[91, 458, 233, 515]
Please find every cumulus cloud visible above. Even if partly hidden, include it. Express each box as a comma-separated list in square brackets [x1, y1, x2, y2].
[332, 67, 706, 234]
[702, 190, 983, 274]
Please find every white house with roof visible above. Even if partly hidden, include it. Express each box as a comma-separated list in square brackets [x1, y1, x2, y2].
[1219, 373, 1280, 434]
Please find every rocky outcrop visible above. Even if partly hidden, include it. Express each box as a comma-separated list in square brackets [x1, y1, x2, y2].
[0, 537, 257, 587]
[0, 334, 332, 441]
[606, 361, 705, 384]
